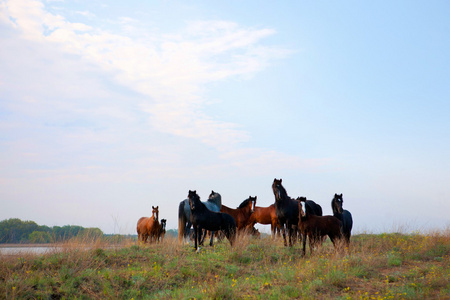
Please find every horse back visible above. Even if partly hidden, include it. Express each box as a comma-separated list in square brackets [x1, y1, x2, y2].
[220, 204, 237, 218]
[251, 206, 275, 224]
[306, 200, 323, 216]
[302, 215, 341, 236]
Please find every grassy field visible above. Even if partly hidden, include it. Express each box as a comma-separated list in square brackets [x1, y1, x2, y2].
[1, 230, 449, 299]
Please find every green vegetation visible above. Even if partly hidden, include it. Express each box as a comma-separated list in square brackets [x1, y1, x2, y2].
[0, 218, 103, 244]
[1, 230, 449, 299]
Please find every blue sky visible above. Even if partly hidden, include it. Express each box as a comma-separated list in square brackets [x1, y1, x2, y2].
[1, 0, 449, 234]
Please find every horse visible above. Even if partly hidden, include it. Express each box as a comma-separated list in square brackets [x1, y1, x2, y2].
[331, 193, 353, 247]
[245, 204, 281, 239]
[178, 190, 222, 245]
[157, 219, 166, 242]
[272, 178, 323, 246]
[298, 197, 342, 256]
[136, 206, 159, 243]
[272, 178, 300, 246]
[188, 190, 236, 251]
[220, 196, 257, 232]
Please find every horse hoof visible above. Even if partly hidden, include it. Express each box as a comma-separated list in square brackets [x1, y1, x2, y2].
[196, 247, 201, 253]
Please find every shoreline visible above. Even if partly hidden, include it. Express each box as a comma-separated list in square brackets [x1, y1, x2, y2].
[0, 243, 60, 248]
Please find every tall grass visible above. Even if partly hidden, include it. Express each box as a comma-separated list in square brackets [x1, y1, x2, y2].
[1, 230, 449, 299]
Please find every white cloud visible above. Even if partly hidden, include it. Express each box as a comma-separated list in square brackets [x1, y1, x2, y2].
[1, 0, 290, 151]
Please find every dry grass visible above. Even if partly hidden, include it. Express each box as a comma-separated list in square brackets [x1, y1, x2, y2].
[0, 230, 449, 299]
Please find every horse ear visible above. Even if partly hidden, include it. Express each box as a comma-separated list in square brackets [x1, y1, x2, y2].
[280, 178, 282, 182]
[156, 206, 159, 209]
[152, 206, 154, 209]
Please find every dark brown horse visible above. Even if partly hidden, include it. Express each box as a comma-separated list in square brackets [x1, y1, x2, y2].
[245, 204, 281, 238]
[220, 196, 257, 232]
[298, 198, 342, 256]
[136, 206, 159, 243]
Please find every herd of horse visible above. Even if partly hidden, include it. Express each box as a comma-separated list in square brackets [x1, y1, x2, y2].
[137, 178, 353, 255]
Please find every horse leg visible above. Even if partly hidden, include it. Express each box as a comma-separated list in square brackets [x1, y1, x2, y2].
[209, 231, 214, 247]
[288, 223, 294, 247]
[301, 232, 307, 256]
[309, 235, 315, 256]
[345, 232, 351, 248]
[281, 224, 288, 247]
[270, 223, 276, 240]
[199, 228, 206, 246]
[193, 225, 198, 250]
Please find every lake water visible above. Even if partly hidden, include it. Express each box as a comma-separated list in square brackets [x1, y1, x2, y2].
[0, 245, 62, 256]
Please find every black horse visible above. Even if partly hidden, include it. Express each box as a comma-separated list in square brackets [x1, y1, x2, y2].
[331, 193, 353, 246]
[188, 190, 236, 251]
[178, 190, 222, 245]
[272, 178, 323, 247]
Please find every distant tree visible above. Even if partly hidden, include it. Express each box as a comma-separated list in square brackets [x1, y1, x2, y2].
[0, 218, 40, 243]
[0, 219, 104, 244]
[29, 231, 51, 243]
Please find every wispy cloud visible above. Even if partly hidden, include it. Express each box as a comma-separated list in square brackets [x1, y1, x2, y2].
[2, 0, 289, 151]
[0, 0, 327, 188]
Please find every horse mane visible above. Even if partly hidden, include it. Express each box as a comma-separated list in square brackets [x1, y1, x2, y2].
[237, 198, 251, 209]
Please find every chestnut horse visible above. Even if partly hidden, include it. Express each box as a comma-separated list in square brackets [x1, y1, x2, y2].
[298, 198, 342, 256]
[245, 204, 281, 239]
[136, 206, 159, 243]
[220, 196, 257, 232]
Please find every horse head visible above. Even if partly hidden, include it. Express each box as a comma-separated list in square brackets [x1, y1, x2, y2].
[250, 196, 257, 213]
[298, 199, 306, 217]
[272, 178, 286, 201]
[296, 196, 307, 202]
[332, 193, 344, 214]
[152, 206, 159, 221]
[208, 190, 222, 208]
[161, 219, 167, 230]
[188, 190, 199, 211]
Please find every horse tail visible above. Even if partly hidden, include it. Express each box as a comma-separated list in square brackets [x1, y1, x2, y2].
[178, 200, 187, 244]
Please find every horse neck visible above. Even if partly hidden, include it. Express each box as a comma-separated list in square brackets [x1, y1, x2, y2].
[193, 198, 207, 212]
[331, 200, 341, 216]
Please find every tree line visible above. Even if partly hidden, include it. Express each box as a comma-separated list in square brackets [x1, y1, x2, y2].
[0, 218, 103, 244]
